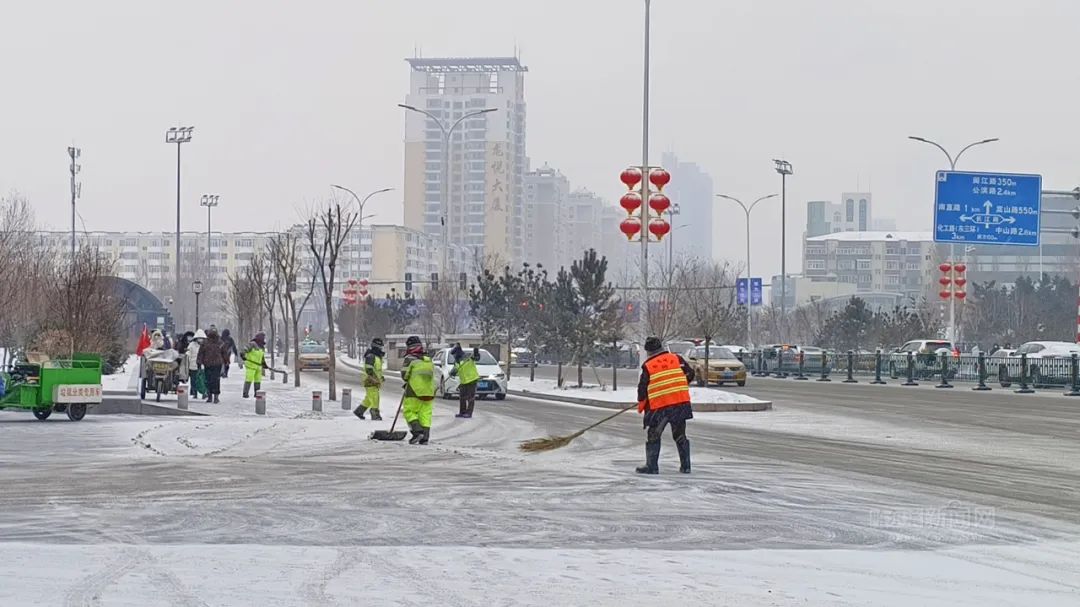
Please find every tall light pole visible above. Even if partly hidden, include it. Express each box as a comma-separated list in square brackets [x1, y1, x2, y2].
[772, 159, 793, 325]
[398, 104, 497, 280]
[666, 203, 682, 274]
[641, 0, 653, 322]
[718, 193, 777, 347]
[200, 194, 219, 285]
[67, 146, 81, 264]
[166, 126, 194, 325]
[908, 136, 999, 343]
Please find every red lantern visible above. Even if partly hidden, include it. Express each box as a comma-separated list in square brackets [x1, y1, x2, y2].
[619, 192, 643, 215]
[358, 278, 369, 288]
[620, 168, 642, 189]
[939, 277, 952, 286]
[648, 193, 671, 214]
[938, 263, 952, 273]
[954, 263, 967, 273]
[648, 218, 671, 240]
[358, 289, 369, 298]
[939, 290, 951, 300]
[343, 288, 357, 296]
[954, 278, 967, 288]
[648, 168, 671, 190]
[954, 291, 968, 300]
[619, 217, 642, 240]
[348, 279, 358, 287]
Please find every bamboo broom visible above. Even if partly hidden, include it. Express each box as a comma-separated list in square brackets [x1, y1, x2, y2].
[519, 403, 637, 453]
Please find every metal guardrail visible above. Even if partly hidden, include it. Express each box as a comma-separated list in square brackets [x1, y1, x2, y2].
[736, 349, 1080, 394]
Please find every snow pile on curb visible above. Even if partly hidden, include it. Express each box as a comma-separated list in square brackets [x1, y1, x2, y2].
[510, 379, 766, 405]
[102, 354, 139, 392]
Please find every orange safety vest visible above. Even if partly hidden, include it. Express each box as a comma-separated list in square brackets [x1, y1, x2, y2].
[638, 352, 691, 413]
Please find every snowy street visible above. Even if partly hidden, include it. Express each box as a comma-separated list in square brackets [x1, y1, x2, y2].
[1, 364, 1079, 605]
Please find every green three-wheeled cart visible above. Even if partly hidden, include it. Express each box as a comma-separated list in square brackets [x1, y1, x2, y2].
[0, 353, 104, 421]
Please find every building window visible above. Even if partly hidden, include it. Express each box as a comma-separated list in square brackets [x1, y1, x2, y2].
[806, 260, 826, 270]
[858, 199, 868, 230]
[857, 259, 872, 270]
[845, 199, 854, 222]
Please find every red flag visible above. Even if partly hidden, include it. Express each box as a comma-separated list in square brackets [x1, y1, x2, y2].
[136, 324, 151, 356]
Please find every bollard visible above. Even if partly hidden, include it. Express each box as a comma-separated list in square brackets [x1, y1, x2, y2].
[312, 390, 323, 412]
[973, 352, 991, 391]
[1015, 353, 1035, 394]
[935, 353, 953, 388]
[902, 351, 918, 386]
[255, 390, 266, 415]
[871, 351, 886, 385]
[282, 371, 288, 385]
[342, 387, 352, 411]
[795, 351, 808, 380]
[843, 350, 857, 383]
[1067, 353, 1080, 396]
[816, 351, 831, 382]
[177, 384, 189, 410]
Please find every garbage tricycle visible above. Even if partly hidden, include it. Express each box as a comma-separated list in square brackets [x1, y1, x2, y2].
[0, 353, 103, 421]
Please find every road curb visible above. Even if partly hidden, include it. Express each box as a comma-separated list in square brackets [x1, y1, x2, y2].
[509, 389, 772, 412]
[90, 397, 209, 417]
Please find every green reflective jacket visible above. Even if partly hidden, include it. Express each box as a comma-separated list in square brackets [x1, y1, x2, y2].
[455, 358, 480, 385]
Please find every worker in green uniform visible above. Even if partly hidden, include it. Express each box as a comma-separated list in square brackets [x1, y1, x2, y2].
[401, 335, 436, 445]
[450, 344, 480, 419]
[353, 337, 385, 421]
[242, 332, 269, 399]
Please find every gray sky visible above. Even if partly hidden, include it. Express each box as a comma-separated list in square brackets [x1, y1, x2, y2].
[3, 0, 1079, 278]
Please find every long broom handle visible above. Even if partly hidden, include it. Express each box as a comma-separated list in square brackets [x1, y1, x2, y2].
[386, 393, 406, 433]
[578, 403, 637, 434]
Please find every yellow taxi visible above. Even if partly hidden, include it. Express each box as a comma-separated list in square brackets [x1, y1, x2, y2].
[298, 341, 331, 371]
[686, 345, 747, 387]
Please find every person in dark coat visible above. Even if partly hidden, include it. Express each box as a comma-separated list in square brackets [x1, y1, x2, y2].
[636, 336, 695, 475]
[220, 329, 240, 378]
[197, 327, 226, 403]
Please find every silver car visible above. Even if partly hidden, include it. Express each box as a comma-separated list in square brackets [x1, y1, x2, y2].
[432, 348, 508, 400]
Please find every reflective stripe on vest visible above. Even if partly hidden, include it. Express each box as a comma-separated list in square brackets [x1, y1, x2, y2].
[644, 352, 690, 410]
[245, 348, 265, 370]
[407, 356, 437, 398]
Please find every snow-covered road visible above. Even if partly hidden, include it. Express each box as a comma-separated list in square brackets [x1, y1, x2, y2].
[1, 365, 1079, 605]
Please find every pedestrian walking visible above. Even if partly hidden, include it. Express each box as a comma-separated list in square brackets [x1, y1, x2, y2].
[354, 338, 385, 421]
[188, 330, 207, 399]
[197, 327, 226, 403]
[450, 344, 480, 419]
[221, 329, 240, 378]
[401, 335, 436, 445]
[242, 332, 269, 399]
[636, 336, 695, 475]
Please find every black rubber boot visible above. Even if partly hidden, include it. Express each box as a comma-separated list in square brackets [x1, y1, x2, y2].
[418, 427, 430, 445]
[353, 407, 366, 420]
[243, 382, 251, 399]
[677, 439, 691, 474]
[370, 409, 383, 421]
[635, 441, 660, 474]
[408, 422, 423, 445]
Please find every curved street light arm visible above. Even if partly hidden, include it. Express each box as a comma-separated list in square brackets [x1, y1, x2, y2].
[398, 104, 448, 135]
[954, 138, 1000, 168]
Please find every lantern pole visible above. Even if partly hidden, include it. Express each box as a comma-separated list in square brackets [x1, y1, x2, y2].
[640, 0, 652, 334]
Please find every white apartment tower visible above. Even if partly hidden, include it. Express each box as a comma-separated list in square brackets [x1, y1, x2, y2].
[402, 57, 528, 265]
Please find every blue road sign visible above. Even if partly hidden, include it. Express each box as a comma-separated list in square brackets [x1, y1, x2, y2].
[934, 170, 1042, 246]
[750, 278, 763, 306]
[737, 278, 748, 305]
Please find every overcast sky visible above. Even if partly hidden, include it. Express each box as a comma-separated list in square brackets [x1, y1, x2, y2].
[2, 0, 1078, 278]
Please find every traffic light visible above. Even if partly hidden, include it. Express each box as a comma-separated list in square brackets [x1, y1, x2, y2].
[404, 272, 413, 293]
[431, 272, 439, 290]
[459, 272, 467, 291]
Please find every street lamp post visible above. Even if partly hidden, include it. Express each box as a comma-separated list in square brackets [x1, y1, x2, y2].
[717, 194, 778, 347]
[166, 126, 194, 324]
[908, 136, 999, 344]
[398, 104, 497, 280]
[67, 146, 81, 265]
[330, 184, 393, 331]
[772, 159, 793, 326]
[192, 280, 204, 329]
[666, 203, 682, 274]
[200, 194, 219, 284]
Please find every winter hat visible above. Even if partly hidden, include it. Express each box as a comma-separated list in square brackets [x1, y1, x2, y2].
[644, 337, 664, 354]
[193, 329, 207, 340]
[370, 338, 385, 349]
[450, 343, 464, 360]
[253, 332, 266, 346]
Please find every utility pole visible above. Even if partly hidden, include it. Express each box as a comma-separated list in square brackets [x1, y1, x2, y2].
[773, 159, 793, 331]
[166, 126, 194, 326]
[717, 194, 777, 347]
[200, 194, 219, 287]
[67, 146, 81, 264]
[641, 0, 652, 329]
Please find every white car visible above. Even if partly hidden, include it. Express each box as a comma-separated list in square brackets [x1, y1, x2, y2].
[432, 348, 508, 400]
[997, 341, 1080, 387]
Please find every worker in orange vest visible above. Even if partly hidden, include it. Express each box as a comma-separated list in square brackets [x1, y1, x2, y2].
[636, 336, 695, 474]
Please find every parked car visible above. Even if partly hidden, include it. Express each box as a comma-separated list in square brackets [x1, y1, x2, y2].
[432, 347, 507, 400]
[298, 341, 331, 371]
[685, 345, 746, 387]
[509, 347, 536, 368]
[997, 341, 1080, 387]
[887, 339, 953, 379]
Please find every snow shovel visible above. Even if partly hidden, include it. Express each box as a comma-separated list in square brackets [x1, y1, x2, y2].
[369, 393, 407, 441]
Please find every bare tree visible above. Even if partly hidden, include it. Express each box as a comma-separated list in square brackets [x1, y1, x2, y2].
[676, 258, 740, 378]
[226, 268, 260, 343]
[269, 231, 315, 387]
[306, 204, 359, 400]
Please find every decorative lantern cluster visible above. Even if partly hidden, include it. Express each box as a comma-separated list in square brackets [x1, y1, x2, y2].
[618, 167, 674, 241]
[938, 262, 967, 301]
[343, 278, 369, 306]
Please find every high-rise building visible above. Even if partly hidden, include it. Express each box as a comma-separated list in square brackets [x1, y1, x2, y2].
[801, 231, 939, 306]
[805, 193, 874, 237]
[523, 164, 570, 271]
[660, 152, 713, 262]
[401, 57, 528, 265]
